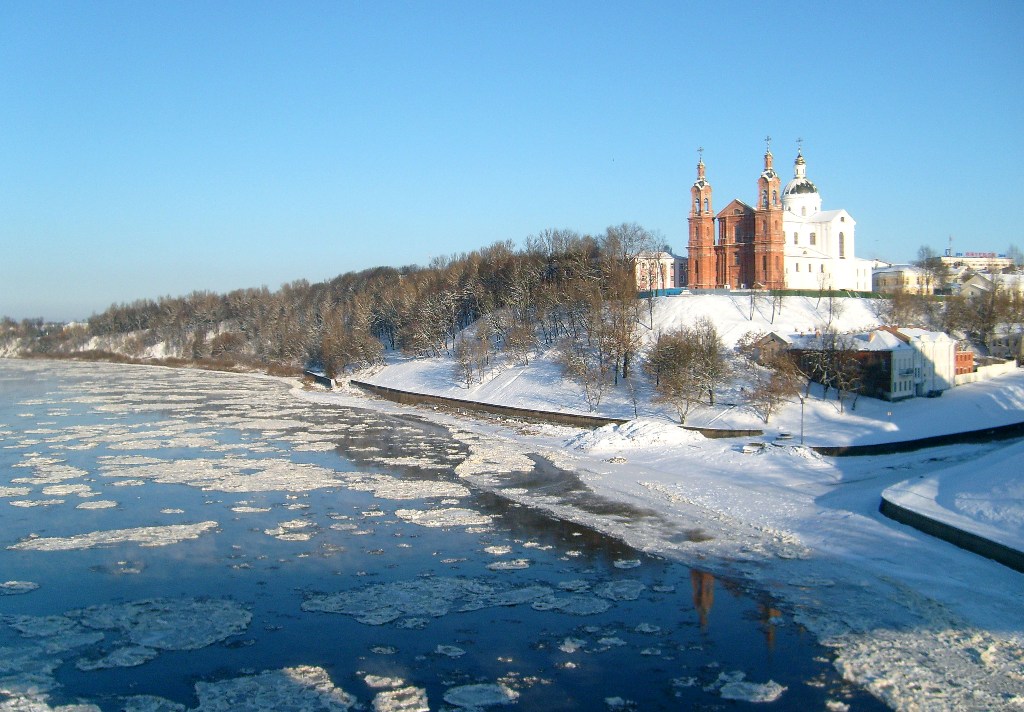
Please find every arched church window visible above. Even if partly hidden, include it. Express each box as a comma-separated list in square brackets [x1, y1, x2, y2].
[839, 232, 846, 258]
[801, 206, 806, 216]
[810, 232, 816, 245]
[772, 190, 778, 205]
[695, 198, 700, 213]
[762, 190, 768, 208]
[762, 256, 767, 273]
[703, 198, 709, 212]
[735, 225, 741, 242]
[793, 232, 799, 245]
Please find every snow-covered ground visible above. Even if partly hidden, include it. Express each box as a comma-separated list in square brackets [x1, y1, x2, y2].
[317, 294, 1024, 710]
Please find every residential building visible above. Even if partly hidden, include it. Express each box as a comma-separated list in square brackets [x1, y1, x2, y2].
[872, 265, 934, 295]
[962, 273, 1024, 300]
[635, 251, 686, 292]
[786, 326, 964, 401]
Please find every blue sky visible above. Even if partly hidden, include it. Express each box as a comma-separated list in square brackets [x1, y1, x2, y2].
[2, 1, 1022, 321]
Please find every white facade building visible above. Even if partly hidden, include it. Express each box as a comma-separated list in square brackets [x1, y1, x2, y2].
[780, 151, 873, 292]
[896, 327, 958, 396]
[634, 251, 685, 291]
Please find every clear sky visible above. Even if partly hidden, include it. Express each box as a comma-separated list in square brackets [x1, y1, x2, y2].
[2, 1, 1022, 321]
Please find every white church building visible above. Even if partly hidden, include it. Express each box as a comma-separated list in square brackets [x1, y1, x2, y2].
[780, 150, 873, 292]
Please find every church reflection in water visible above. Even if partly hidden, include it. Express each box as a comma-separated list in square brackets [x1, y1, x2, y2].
[690, 568, 783, 651]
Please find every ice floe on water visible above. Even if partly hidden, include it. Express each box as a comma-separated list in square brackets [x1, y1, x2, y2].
[395, 508, 492, 528]
[98, 456, 350, 493]
[346, 473, 469, 500]
[264, 518, 316, 541]
[706, 671, 786, 703]
[0, 580, 39, 595]
[486, 559, 530, 571]
[302, 575, 642, 627]
[70, 597, 251, 651]
[8, 521, 218, 550]
[117, 665, 356, 712]
[9, 499, 65, 508]
[371, 685, 429, 712]
[75, 500, 118, 510]
[0, 597, 251, 704]
[443, 683, 518, 709]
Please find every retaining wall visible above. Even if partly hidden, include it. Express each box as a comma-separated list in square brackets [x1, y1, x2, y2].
[879, 496, 1024, 574]
[348, 380, 762, 438]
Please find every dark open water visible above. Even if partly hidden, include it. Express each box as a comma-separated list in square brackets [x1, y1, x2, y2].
[0, 359, 885, 710]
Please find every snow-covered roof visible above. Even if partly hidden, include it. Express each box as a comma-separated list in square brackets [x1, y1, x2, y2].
[895, 327, 955, 343]
[873, 264, 923, 275]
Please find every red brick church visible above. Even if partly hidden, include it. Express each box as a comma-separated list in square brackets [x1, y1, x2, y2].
[687, 140, 786, 290]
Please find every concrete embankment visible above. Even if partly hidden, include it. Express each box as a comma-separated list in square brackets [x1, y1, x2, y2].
[879, 496, 1024, 574]
[348, 379, 763, 438]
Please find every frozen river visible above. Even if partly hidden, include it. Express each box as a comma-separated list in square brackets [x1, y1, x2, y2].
[0, 360, 885, 711]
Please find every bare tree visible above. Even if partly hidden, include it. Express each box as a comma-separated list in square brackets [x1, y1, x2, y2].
[744, 356, 801, 424]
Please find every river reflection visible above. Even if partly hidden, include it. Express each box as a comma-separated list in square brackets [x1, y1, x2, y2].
[0, 360, 885, 710]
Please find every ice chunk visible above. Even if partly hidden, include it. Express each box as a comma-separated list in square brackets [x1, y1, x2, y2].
[192, 665, 356, 711]
[76, 500, 118, 510]
[372, 686, 429, 712]
[435, 645, 465, 658]
[1, 581, 40, 595]
[711, 671, 787, 703]
[9, 522, 218, 550]
[71, 598, 251, 650]
[395, 508, 492, 528]
[594, 580, 646, 601]
[443, 683, 519, 708]
[486, 559, 530, 571]
[76, 645, 158, 670]
[304, 577, 553, 627]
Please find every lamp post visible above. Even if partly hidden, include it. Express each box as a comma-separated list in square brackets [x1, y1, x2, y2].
[799, 394, 806, 445]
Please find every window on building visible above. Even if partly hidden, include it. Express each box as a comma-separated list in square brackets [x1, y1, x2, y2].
[821, 264, 825, 272]
[801, 207, 806, 216]
[839, 232, 846, 258]
[841, 216, 845, 222]
[762, 255, 767, 272]
[772, 190, 778, 206]
[734, 253, 740, 266]
[703, 198, 709, 212]
[793, 232, 799, 245]
[810, 232, 816, 245]
[796, 263, 800, 272]
[735, 225, 741, 242]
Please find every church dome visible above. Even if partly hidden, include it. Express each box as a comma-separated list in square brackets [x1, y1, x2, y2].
[783, 176, 818, 196]
[781, 149, 821, 215]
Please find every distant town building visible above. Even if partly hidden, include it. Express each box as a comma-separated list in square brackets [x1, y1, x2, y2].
[634, 250, 686, 291]
[786, 326, 965, 401]
[687, 141, 872, 293]
[962, 273, 1024, 300]
[872, 264, 934, 295]
[940, 251, 1015, 273]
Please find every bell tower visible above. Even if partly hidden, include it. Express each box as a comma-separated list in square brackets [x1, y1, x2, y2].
[753, 136, 785, 289]
[687, 148, 716, 289]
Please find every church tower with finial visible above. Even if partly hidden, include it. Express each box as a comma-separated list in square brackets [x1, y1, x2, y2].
[687, 148, 716, 289]
[752, 136, 785, 289]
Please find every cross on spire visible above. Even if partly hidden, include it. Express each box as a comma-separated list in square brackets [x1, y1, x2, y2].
[796, 136, 804, 155]
[697, 146, 704, 163]
[764, 135, 772, 153]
